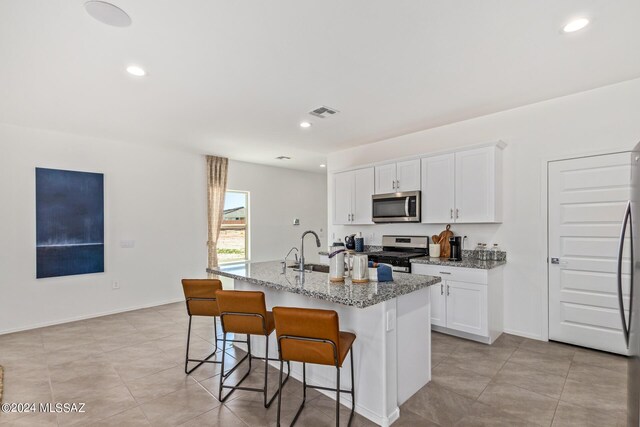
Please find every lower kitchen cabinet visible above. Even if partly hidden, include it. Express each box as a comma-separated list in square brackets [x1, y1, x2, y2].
[413, 263, 504, 344]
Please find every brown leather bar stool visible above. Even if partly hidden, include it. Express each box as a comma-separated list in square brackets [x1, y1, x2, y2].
[181, 279, 224, 374]
[273, 306, 356, 427]
[215, 290, 290, 406]
[181, 279, 247, 375]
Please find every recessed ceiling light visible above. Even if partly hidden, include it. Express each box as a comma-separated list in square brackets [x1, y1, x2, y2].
[300, 121, 312, 128]
[84, 1, 132, 27]
[126, 65, 146, 77]
[563, 18, 589, 33]
[320, 164, 326, 168]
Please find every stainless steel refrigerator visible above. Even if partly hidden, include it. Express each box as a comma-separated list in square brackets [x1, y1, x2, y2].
[621, 146, 640, 426]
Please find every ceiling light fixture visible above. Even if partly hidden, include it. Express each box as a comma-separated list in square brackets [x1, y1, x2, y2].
[300, 121, 312, 128]
[320, 164, 326, 168]
[84, 1, 132, 27]
[563, 18, 589, 33]
[126, 65, 146, 77]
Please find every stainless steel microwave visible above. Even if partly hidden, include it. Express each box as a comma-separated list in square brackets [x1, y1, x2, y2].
[372, 191, 421, 223]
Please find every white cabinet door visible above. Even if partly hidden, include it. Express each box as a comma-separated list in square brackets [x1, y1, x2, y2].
[352, 167, 374, 224]
[421, 154, 455, 223]
[396, 159, 421, 192]
[333, 171, 353, 225]
[445, 281, 488, 336]
[455, 147, 496, 223]
[375, 163, 396, 194]
[430, 282, 447, 327]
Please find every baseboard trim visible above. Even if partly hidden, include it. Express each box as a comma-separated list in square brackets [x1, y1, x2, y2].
[502, 328, 543, 341]
[0, 298, 185, 336]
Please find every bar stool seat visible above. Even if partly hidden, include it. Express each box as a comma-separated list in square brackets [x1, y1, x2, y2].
[273, 306, 356, 426]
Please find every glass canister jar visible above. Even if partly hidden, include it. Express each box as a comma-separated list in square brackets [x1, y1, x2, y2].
[489, 244, 501, 261]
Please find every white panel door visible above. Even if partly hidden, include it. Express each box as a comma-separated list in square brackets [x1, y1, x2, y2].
[445, 281, 488, 336]
[396, 159, 421, 192]
[352, 167, 374, 224]
[549, 152, 632, 355]
[430, 282, 447, 327]
[421, 154, 455, 223]
[375, 163, 396, 194]
[333, 171, 353, 225]
[455, 147, 495, 222]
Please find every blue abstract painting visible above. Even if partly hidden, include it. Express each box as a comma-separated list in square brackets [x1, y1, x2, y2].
[36, 168, 104, 278]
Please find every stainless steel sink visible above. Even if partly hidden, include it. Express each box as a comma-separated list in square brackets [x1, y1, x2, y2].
[287, 263, 330, 273]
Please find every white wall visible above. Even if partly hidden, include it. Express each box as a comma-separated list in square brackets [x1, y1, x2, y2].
[226, 160, 327, 264]
[0, 123, 209, 334]
[327, 77, 640, 340]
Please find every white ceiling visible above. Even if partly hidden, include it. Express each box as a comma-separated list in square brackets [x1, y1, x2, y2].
[1, 1, 640, 172]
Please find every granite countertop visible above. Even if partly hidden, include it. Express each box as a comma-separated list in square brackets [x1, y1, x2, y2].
[207, 261, 440, 309]
[410, 256, 506, 270]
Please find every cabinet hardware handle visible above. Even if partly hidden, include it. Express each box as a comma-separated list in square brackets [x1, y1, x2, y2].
[455, 208, 459, 219]
[440, 283, 444, 295]
[446, 284, 450, 296]
[450, 208, 453, 219]
[392, 180, 396, 189]
[439, 271, 451, 275]
[396, 180, 399, 189]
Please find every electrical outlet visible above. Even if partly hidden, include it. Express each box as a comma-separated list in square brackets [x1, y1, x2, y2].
[112, 281, 120, 290]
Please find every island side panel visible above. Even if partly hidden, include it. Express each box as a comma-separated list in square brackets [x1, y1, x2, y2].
[234, 279, 399, 427]
[396, 285, 431, 404]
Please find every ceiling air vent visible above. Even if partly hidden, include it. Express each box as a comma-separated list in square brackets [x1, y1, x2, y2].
[309, 106, 339, 118]
[275, 156, 291, 160]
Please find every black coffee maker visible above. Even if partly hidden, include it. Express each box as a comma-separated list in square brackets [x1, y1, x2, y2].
[449, 236, 463, 261]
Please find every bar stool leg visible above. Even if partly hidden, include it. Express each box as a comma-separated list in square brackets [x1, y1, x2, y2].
[263, 335, 269, 407]
[218, 332, 227, 401]
[213, 318, 218, 353]
[217, 332, 253, 403]
[277, 359, 284, 427]
[184, 315, 193, 374]
[336, 366, 340, 427]
[349, 349, 355, 426]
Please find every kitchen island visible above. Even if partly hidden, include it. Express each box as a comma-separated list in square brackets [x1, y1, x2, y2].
[207, 261, 440, 426]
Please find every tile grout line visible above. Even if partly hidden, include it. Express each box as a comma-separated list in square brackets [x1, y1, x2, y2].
[549, 352, 573, 426]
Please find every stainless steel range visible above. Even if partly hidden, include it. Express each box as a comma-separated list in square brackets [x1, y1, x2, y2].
[367, 235, 429, 273]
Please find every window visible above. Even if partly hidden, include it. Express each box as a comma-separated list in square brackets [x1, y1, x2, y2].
[217, 191, 249, 263]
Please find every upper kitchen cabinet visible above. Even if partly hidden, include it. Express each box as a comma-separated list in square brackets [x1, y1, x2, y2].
[333, 167, 375, 225]
[455, 145, 503, 223]
[374, 159, 420, 194]
[421, 143, 504, 224]
[421, 154, 455, 223]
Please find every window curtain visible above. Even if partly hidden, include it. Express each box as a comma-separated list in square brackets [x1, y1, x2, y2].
[206, 155, 229, 275]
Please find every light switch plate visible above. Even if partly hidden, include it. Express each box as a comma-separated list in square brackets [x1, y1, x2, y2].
[120, 240, 135, 248]
[386, 310, 396, 331]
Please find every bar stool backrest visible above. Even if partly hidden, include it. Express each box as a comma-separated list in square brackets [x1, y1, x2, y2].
[181, 279, 222, 316]
[216, 290, 268, 335]
[273, 306, 341, 367]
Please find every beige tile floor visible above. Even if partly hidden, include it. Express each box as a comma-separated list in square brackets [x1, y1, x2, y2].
[0, 302, 629, 426]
